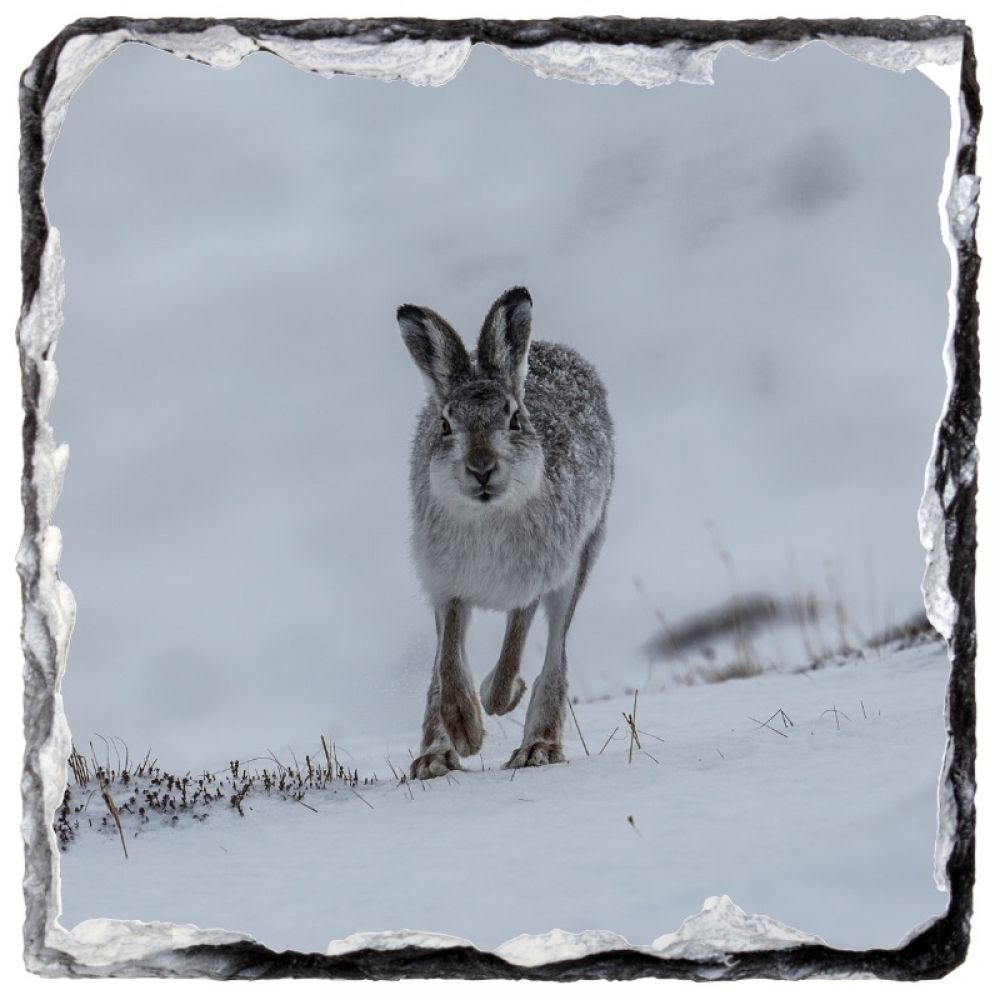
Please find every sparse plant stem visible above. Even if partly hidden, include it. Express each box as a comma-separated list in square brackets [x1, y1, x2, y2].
[567, 697, 590, 756]
[68, 745, 90, 786]
[321, 735, 334, 781]
[99, 779, 128, 859]
[748, 715, 788, 738]
[822, 706, 851, 730]
[598, 727, 619, 755]
[623, 689, 642, 763]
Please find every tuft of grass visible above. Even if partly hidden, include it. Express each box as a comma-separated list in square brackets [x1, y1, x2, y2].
[620, 691, 660, 764]
[56, 737, 382, 852]
[868, 611, 939, 652]
[644, 592, 792, 661]
[641, 536, 941, 688]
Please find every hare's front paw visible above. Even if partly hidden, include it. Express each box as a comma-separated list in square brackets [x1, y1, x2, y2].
[480, 669, 527, 716]
[440, 690, 485, 757]
[505, 740, 564, 769]
[409, 748, 462, 780]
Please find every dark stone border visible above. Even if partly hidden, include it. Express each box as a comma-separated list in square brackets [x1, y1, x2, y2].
[18, 15, 979, 982]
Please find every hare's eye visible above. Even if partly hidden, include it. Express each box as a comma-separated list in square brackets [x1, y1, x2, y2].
[441, 417, 452, 437]
[509, 410, 521, 432]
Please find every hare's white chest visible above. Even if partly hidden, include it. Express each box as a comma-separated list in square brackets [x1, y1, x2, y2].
[413, 502, 576, 611]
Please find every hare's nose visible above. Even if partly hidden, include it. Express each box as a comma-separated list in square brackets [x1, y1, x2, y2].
[466, 456, 496, 485]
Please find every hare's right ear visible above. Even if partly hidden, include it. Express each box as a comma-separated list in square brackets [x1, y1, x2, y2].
[397, 305, 472, 401]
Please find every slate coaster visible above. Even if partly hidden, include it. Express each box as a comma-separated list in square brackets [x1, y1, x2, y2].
[17, 16, 979, 980]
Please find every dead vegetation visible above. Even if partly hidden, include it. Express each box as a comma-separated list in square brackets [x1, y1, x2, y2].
[55, 737, 382, 855]
[638, 537, 943, 689]
[866, 610, 938, 651]
[636, 532, 834, 687]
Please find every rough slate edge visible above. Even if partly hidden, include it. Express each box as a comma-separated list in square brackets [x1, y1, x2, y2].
[15, 15, 979, 982]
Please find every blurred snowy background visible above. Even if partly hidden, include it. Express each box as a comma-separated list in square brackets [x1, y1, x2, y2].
[44, 40, 950, 771]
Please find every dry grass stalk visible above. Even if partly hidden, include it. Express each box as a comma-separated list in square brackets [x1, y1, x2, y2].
[321, 735, 334, 781]
[69, 745, 90, 786]
[748, 715, 788, 738]
[99, 780, 128, 859]
[348, 786, 374, 810]
[266, 749, 286, 779]
[623, 689, 642, 764]
[567, 697, 590, 756]
[823, 706, 851, 730]
[756, 708, 795, 731]
[598, 726, 619, 755]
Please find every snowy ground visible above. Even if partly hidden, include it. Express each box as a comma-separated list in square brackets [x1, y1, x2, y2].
[56, 638, 951, 958]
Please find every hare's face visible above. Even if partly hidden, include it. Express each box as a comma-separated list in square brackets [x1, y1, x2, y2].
[428, 379, 544, 510]
[399, 287, 542, 512]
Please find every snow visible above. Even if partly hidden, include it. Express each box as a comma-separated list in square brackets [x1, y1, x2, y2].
[649, 894, 824, 960]
[56, 640, 950, 959]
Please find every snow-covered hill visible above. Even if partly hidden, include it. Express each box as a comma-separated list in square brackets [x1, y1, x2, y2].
[55, 638, 950, 961]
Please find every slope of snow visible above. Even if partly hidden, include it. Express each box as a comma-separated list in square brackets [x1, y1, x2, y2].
[55, 640, 950, 958]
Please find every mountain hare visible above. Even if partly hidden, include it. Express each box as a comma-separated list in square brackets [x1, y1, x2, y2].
[398, 287, 614, 778]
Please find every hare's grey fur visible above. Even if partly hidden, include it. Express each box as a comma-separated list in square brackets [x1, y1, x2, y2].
[398, 287, 614, 778]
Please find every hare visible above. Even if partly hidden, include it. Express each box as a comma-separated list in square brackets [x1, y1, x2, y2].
[398, 287, 614, 779]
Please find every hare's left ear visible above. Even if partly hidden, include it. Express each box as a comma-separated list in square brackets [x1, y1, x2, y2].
[477, 287, 532, 398]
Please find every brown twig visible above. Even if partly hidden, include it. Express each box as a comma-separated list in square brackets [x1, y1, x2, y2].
[100, 780, 128, 859]
[321, 735, 334, 780]
[567, 697, 590, 756]
[623, 690, 642, 763]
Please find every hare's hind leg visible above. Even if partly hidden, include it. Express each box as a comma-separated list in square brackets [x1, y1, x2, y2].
[410, 598, 485, 780]
[481, 600, 538, 716]
[506, 517, 606, 769]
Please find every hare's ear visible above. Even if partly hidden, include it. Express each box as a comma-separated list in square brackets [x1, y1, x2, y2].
[477, 287, 532, 397]
[397, 304, 472, 400]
